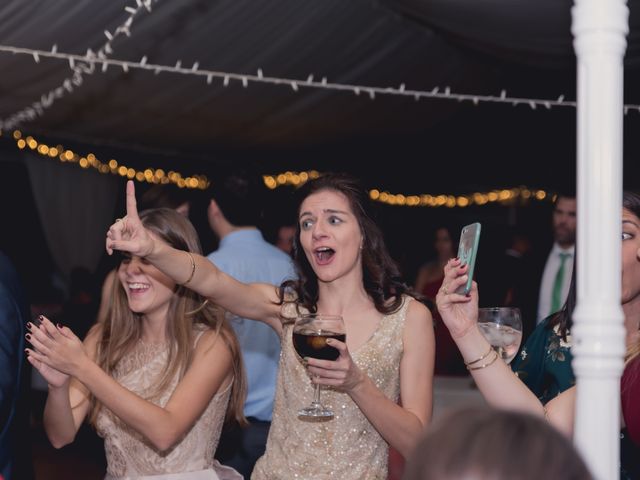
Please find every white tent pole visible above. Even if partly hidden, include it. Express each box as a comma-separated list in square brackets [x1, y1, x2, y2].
[571, 1, 628, 478]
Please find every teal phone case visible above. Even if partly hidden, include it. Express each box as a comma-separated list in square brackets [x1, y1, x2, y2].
[455, 222, 481, 295]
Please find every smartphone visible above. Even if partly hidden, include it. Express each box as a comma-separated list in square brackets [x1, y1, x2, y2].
[455, 222, 481, 295]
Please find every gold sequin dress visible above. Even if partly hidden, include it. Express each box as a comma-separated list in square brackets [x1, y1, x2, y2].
[96, 327, 242, 480]
[252, 296, 412, 480]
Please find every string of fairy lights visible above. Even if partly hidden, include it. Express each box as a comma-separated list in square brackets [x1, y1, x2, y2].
[3, 43, 640, 117]
[262, 171, 554, 207]
[0, 0, 555, 205]
[10, 130, 209, 190]
[5, 129, 553, 204]
[0, 0, 157, 131]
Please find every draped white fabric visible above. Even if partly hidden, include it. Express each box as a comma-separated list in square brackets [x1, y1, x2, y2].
[0, 0, 507, 153]
[1, 0, 639, 192]
[385, 0, 640, 67]
[24, 153, 119, 278]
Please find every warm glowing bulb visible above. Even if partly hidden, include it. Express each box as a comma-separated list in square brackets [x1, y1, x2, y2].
[264, 176, 277, 189]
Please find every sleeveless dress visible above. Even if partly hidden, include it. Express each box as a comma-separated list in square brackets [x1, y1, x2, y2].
[252, 296, 412, 480]
[95, 327, 242, 480]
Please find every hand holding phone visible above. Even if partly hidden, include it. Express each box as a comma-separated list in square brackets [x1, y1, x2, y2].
[455, 222, 481, 295]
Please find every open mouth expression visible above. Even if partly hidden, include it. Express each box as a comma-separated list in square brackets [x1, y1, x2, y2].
[118, 256, 175, 318]
[299, 190, 363, 282]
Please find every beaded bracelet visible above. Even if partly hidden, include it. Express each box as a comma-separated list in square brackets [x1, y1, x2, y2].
[181, 251, 196, 286]
[466, 349, 499, 371]
[464, 344, 493, 367]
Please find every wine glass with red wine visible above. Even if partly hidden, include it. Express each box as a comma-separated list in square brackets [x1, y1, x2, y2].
[293, 313, 346, 419]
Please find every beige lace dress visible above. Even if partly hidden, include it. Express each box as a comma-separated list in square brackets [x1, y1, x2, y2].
[95, 327, 242, 480]
[252, 296, 412, 480]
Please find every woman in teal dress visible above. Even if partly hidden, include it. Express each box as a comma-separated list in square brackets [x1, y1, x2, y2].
[511, 266, 576, 404]
[509, 190, 640, 478]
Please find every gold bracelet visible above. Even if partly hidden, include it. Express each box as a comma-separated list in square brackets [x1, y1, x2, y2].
[464, 344, 494, 366]
[181, 251, 196, 286]
[466, 349, 499, 371]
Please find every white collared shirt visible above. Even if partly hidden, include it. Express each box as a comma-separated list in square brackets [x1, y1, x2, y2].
[537, 243, 575, 324]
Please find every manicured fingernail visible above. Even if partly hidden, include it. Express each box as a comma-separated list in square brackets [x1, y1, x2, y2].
[26, 322, 32, 330]
[38, 315, 44, 321]
[25, 333, 31, 340]
[57, 323, 63, 329]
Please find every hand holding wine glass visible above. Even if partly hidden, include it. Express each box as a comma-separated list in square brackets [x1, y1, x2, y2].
[476, 307, 523, 364]
[293, 313, 345, 419]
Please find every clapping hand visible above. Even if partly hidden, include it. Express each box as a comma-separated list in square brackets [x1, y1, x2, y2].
[106, 180, 156, 257]
[25, 316, 87, 381]
[436, 258, 479, 339]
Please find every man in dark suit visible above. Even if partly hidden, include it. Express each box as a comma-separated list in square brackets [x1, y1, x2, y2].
[0, 252, 33, 480]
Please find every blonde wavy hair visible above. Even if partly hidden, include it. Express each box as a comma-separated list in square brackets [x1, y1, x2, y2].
[89, 208, 247, 426]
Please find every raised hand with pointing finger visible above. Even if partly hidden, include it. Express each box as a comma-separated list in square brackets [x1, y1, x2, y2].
[106, 180, 156, 257]
[103, 174, 436, 480]
[37, 199, 247, 478]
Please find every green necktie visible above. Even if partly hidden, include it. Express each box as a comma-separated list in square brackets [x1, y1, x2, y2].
[551, 252, 570, 314]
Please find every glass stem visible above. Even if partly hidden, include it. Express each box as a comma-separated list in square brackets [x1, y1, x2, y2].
[313, 378, 322, 407]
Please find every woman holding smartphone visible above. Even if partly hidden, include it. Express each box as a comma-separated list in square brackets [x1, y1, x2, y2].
[105, 174, 434, 480]
[436, 191, 640, 478]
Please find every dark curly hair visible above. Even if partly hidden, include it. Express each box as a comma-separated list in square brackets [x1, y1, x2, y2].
[279, 173, 418, 314]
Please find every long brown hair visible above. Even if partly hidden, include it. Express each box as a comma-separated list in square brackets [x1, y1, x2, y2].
[279, 173, 420, 314]
[89, 208, 247, 425]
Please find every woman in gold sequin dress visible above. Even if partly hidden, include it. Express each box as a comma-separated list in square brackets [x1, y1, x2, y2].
[105, 174, 435, 480]
[26, 209, 247, 480]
